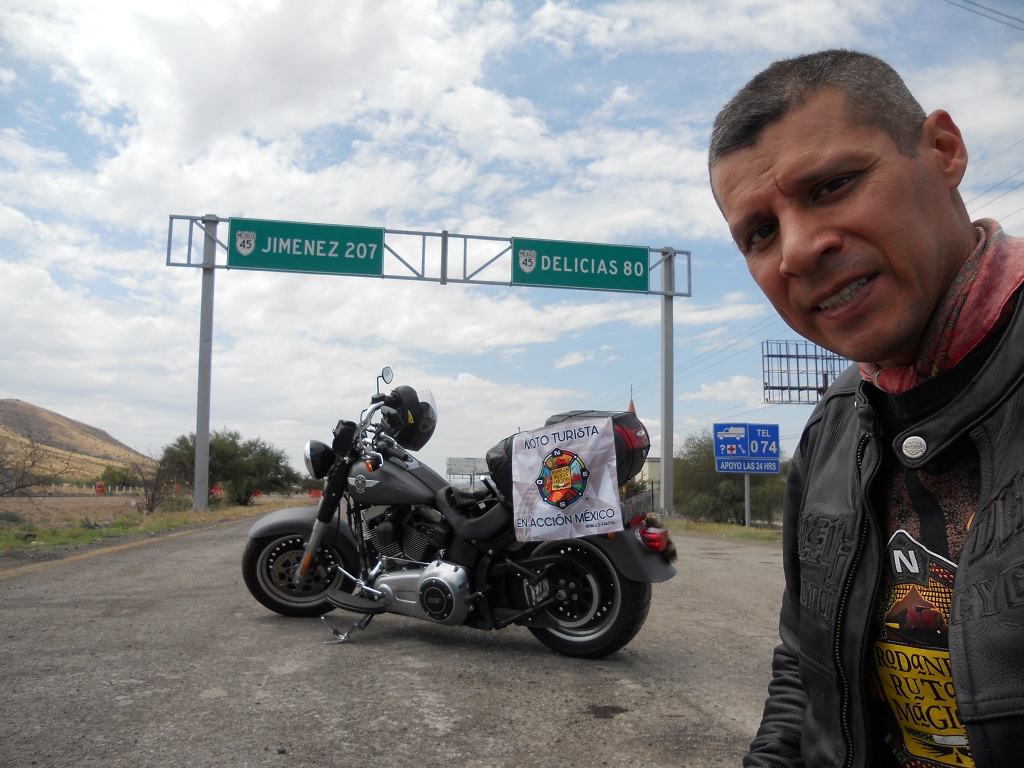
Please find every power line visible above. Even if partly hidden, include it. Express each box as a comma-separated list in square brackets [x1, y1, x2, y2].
[665, 316, 779, 390]
[962, 137, 1024, 222]
[971, 177, 1024, 213]
[932, 4, 1024, 221]
[965, 166, 1024, 206]
[936, 0, 1024, 31]
[958, 0, 1024, 25]
[590, 314, 783, 413]
[997, 203, 1024, 224]
[964, 136, 1024, 179]
[585, 301, 779, 409]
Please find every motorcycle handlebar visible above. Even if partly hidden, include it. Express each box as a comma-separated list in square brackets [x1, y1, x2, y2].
[358, 400, 385, 430]
[375, 434, 408, 462]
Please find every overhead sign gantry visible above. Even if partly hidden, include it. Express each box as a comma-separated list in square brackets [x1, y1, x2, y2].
[167, 214, 691, 515]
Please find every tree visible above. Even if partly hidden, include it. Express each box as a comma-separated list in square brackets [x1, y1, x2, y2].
[160, 429, 300, 506]
[672, 429, 787, 525]
[0, 434, 73, 497]
[160, 433, 197, 485]
[623, 477, 649, 497]
[621, 476, 654, 519]
[123, 455, 170, 515]
[100, 465, 133, 488]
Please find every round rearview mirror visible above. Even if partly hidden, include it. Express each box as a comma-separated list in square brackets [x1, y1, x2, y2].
[381, 366, 394, 385]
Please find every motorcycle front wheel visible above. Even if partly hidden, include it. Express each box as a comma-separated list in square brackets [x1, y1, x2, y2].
[242, 533, 357, 618]
[525, 538, 652, 658]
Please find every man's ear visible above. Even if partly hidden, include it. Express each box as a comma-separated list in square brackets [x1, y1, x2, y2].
[922, 109, 969, 189]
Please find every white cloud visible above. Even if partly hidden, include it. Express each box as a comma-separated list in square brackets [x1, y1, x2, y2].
[554, 350, 596, 370]
[1, 0, 1021, 473]
[528, 0, 885, 54]
[680, 374, 762, 404]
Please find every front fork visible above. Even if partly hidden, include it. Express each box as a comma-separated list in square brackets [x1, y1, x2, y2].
[294, 462, 348, 584]
[293, 486, 385, 604]
[295, 518, 331, 583]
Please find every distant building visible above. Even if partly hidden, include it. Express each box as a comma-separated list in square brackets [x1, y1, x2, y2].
[635, 455, 659, 492]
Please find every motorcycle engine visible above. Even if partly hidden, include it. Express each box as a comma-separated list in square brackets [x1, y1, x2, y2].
[372, 559, 473, 625]
[416, 560, 472, 624]
[362, 507, 470, 625]
[362, 505, 451, 564]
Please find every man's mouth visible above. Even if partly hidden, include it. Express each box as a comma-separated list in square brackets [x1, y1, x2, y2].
[816, 278, 870, 311]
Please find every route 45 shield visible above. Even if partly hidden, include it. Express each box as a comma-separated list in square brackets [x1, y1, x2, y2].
[235, 230, 256, 256]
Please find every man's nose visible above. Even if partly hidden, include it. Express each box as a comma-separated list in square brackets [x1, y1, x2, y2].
[778, 211, 841, 276]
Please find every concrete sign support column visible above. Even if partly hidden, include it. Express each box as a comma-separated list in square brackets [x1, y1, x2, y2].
[193, 215, 218, 513]
[660, 248, 674, 517]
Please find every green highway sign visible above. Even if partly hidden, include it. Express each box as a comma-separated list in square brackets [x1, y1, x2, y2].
[511, 237, 649, 292]
[227, 217, 384, 276]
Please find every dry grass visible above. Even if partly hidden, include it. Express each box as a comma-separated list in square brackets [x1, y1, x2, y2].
[0, 492, 315, 558]
[0, 493, 149, 528]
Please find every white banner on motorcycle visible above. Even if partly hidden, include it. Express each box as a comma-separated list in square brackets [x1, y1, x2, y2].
[511, 416, 623, 542]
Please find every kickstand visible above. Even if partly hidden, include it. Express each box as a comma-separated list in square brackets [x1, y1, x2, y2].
[321, 613, 374, 645]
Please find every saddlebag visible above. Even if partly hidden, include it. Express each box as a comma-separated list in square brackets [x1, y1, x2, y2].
[485, 410, 651, 500]
[545, 410, 651, 485]
[485, 435, 516, 501]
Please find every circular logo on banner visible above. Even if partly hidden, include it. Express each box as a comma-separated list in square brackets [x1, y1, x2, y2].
[535, 448, 590, 508]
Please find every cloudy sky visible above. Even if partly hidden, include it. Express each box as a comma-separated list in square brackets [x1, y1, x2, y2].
[2, 0, 1024, 482]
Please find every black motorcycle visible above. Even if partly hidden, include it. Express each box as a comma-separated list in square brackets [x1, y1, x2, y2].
[242, 368, 675, 658]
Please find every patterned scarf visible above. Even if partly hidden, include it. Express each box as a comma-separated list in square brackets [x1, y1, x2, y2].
[861, 220, 1024, 394]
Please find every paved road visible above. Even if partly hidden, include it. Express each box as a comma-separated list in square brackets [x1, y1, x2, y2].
[0, 520, 785, 767]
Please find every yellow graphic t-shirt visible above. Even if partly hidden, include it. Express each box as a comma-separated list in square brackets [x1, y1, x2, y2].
[871, 530, 972, 767]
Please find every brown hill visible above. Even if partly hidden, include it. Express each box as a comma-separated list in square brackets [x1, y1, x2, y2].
[0, 399, 155, 481]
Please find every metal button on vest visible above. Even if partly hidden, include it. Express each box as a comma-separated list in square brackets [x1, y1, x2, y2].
[901, 435, 927, 459]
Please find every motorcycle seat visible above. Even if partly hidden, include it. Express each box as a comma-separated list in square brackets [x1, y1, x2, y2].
[451, 487, 492, 507]
[452, 501, 511, 541]
[438, 488, 512, 541]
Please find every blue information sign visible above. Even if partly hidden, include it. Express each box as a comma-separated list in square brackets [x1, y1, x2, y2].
[713, 423, 780, 474]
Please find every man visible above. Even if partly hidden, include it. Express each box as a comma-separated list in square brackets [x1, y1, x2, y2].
[708, 49, 1024, 767]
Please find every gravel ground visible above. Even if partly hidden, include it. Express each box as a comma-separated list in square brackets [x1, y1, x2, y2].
[0, 516, 785, 767]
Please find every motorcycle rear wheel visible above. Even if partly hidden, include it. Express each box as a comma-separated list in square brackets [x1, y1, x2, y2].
[525, 538, 651, 658]
[242, 534, 356, 618]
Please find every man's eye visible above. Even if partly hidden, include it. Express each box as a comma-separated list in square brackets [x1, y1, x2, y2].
[815, 175, 853, 199]
[748, 221, 777, 248]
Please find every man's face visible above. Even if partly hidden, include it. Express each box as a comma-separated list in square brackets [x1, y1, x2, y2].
[710, 89, 970, 367]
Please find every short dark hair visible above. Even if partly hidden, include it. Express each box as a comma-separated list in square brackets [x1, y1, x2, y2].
[708, 49, 927, 170]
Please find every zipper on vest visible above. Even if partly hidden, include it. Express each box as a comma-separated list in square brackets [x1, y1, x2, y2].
[833, 431, 874, 767]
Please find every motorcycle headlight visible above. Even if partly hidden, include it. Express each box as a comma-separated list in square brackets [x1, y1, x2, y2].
[304, 440, 336, 479]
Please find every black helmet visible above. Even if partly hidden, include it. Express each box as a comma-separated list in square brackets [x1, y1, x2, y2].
[380, 385, 437, 451]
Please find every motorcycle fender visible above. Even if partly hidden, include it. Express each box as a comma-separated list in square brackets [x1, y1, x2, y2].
[587, 529, 676, 583]
[247, 505, 358, 553]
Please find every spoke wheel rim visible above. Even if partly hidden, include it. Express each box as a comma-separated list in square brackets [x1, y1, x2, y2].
[529, 540, 621, 640]
[256, 535, 344, 607]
